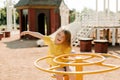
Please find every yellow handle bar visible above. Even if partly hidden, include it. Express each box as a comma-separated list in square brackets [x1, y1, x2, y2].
[34, 53, 120, 75]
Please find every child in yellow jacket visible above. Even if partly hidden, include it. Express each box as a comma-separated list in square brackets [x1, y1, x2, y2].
[21, 29, 75, 80]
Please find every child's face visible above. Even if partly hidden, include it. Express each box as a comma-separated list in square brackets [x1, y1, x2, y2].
[55, 31, 66, 44]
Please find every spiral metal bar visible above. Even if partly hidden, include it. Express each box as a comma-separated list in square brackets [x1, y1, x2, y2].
[34, 53, 120, 80]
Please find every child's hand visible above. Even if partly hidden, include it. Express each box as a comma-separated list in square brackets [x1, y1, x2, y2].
[20, 31, 29, 36]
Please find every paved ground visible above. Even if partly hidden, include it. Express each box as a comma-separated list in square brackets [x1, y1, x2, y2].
[0, 31, 120, 80]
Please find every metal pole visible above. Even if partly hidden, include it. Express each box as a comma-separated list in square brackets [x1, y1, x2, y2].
[64, 75, 69, 80]
[75, 57, 83, 80]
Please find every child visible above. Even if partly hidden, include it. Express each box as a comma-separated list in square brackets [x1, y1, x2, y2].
[21, 30, 75, 80]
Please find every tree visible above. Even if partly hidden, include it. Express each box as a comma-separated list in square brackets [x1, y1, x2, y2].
[15, 10, 19, 24]
[0, 8, 7, 25]
[0, 7, 19, 26]
[69, 9, 76, 23]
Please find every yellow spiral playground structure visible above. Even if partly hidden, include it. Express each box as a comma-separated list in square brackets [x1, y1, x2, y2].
[34, 53, 120, 80]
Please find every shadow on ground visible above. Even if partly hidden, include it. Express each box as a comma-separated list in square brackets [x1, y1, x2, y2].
[4, 39, 38, 49]
[108, 45, 120, 51]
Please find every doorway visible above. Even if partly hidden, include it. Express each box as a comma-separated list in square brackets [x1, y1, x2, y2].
[21, 14, 28, 31]
[38, 13, 47, 35]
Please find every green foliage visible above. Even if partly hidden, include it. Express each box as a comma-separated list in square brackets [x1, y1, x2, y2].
[0, 8, 7, 25]
[15, 10, 19, 24]
[0, 7, 19, 26]
[69, 9, 76, 23]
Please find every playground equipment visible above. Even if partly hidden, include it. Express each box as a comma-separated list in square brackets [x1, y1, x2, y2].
[37, 11, 120, 47]
[34, 53, 120, 80]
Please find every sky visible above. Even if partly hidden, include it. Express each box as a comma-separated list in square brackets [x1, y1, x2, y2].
[0, 0, 120, 12]
[0, 0, 19, 7]
[64, 0, 120, 12]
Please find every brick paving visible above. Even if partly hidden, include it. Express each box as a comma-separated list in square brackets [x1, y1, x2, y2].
[0, 31, 120, 80]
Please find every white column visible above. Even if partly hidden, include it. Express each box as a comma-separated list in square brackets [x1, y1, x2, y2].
[96, 28, 100, 40]
[107, 0, 110, 16]
[13, 8, 16, 30]
[112, 28, 116, 46]
[6, 0, 13, 31]
[96, 0, 98, 11]
[116, 0, 118, 12]
[75, 12, 81, 22]
[104, 0, 106, 11]
[96, 0, 100, 40]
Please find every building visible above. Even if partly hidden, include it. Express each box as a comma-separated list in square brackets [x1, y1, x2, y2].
[15, 0, 69, 39]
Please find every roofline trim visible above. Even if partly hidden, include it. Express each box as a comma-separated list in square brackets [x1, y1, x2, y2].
[16, 5, 57, 9]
